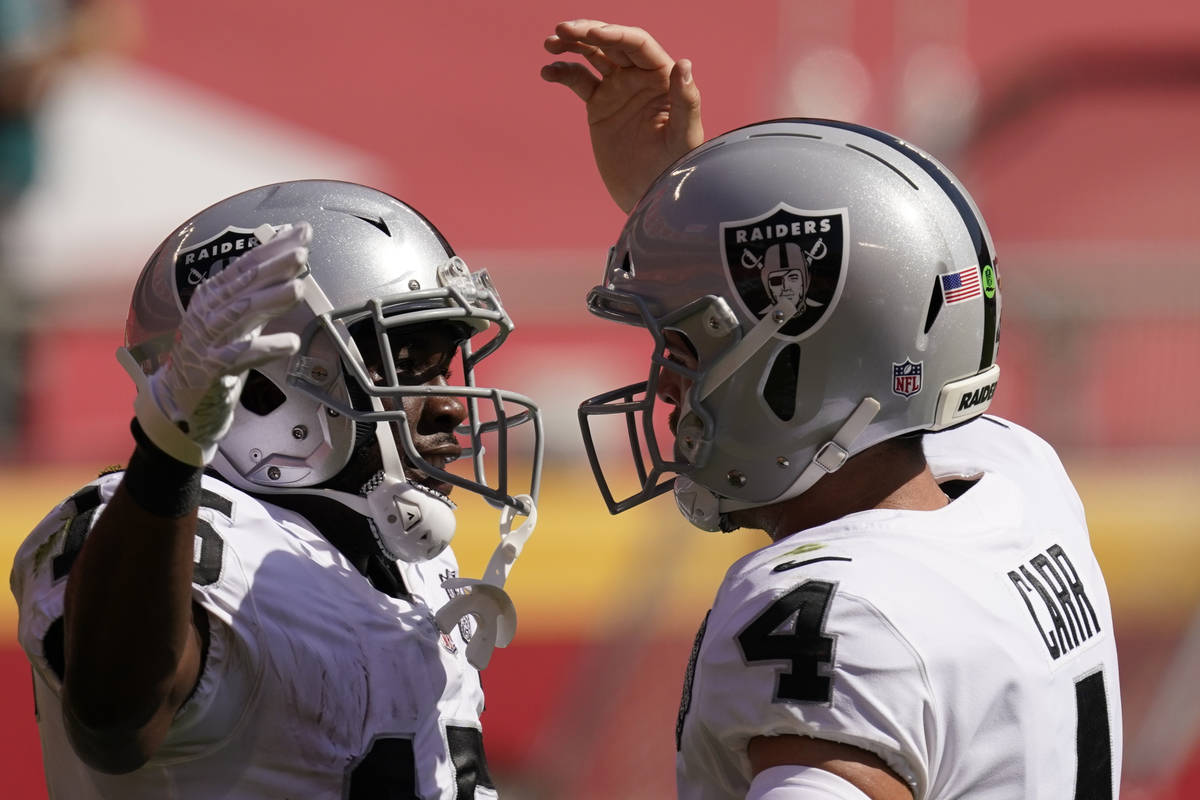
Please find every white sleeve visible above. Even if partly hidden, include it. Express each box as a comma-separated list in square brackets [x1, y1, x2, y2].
[11, 474, 265, 762]
[694, 578, 929, 789]
[746, 765, 872, 799]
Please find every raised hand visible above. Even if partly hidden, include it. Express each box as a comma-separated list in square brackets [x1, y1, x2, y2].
[119, 223, 311, 466]
[541, 19, 703, 213]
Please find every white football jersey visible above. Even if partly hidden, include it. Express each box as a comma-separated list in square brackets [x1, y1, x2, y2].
[676, 416, 1121, 799]
[10, 472, 497, 799]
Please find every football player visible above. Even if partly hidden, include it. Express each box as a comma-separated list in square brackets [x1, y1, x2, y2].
[11, 180, 542, 798]
[544, 20, 1121, 800]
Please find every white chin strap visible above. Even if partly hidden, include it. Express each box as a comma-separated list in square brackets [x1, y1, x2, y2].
[675, 397, 881, 532]
[436, 496, 537, 669]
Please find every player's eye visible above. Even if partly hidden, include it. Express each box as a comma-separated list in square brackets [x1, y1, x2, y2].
[665, 350, 690, 368]
[351, 320, 467, 387]
[663, 330, 700, 370]
[392, 344, 455, 385]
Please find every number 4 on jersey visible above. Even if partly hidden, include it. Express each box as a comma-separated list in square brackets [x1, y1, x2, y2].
[737, 580, 837, 703]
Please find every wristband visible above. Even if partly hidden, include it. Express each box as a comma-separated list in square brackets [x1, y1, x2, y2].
[124, 419, 203, 518]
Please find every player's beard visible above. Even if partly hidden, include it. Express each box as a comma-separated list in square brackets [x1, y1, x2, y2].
[319, 420, 454, 499]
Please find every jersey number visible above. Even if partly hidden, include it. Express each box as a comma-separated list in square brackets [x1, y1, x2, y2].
[52, 486, 229, 587]
[725, 577, 1111, 798]
[1074, 669, 1113, 800]
[737, 580, 836, 703]
[347, 727, 493, 798]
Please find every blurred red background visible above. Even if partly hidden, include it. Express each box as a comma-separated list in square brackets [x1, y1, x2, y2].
[2, 1, 1198, 798]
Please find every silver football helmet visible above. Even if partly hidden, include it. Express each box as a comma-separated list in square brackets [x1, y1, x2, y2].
[579, 119, 1001, 531]
[124, 180, 543, 561]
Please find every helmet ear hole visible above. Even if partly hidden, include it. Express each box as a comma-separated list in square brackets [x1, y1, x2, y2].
[763, 343, 801, 422]
[241, 370, 287, 416]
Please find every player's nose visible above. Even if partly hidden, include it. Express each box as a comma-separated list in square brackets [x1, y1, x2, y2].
[419, 376, 467, 433]
[656, 363, 683, 407]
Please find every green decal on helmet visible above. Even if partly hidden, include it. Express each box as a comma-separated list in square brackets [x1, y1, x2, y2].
[982, 263, 997, 299]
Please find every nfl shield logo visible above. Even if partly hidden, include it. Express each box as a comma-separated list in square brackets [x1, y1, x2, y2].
[720, 203, 846, 340]
[893, 360, 923, 397]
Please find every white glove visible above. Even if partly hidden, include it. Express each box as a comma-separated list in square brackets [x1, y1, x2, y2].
[118, 222, 311, 466]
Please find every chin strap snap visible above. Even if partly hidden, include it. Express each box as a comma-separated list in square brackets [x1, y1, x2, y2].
[435, 495, 537, 669]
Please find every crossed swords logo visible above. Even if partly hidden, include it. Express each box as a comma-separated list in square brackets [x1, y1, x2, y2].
[741, 237, 828, 315]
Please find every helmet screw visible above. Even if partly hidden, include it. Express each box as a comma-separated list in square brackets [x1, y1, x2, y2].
[267, 466, 282, 480]
[707, 316, 720, 330]
[249, 448, 262, 461]
[772, 310, 786, 322]
[387, 514, 398, 524]
[408, 279, 421, 290]
[777, 456, 790, 468]
[292, 425, 308, 440]
[726, 469, 747, 488]
[310, 365, 328, 382]
[326, 407, 339, 417]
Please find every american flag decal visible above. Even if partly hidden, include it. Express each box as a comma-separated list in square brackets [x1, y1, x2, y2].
[940, 266, 982, 304]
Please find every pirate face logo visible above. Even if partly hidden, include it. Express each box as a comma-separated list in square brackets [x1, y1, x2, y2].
[173, 226, 276, 311]
[721, 204, 846, 339]
[763, 239, 825, 311]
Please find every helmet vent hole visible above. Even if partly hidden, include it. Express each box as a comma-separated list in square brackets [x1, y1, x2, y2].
[763, 344, 801, 422]
[241, 370, 287, 416]
[923, 276, 944, 334]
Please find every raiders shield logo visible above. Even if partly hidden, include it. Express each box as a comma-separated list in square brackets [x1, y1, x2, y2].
[721, 204, 846, 338]
[174, 226, 275, 310]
